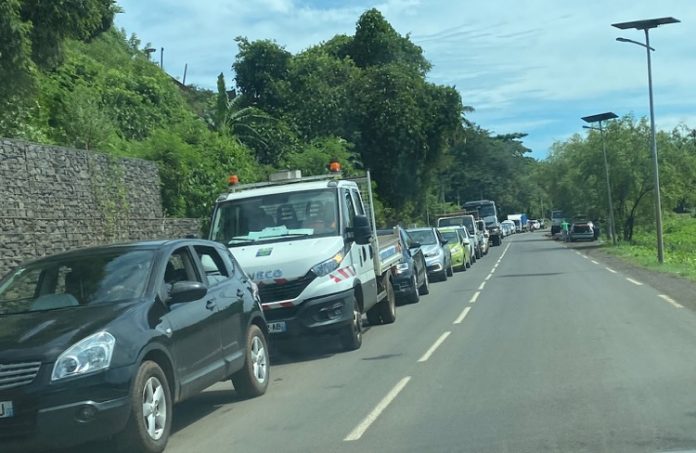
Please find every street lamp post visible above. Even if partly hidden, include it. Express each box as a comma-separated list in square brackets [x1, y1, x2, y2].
[582, 112, 618, 245]
[612, 17, 680, 264]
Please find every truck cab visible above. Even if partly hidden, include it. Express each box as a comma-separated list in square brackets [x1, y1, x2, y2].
[209, 170, 400, 351]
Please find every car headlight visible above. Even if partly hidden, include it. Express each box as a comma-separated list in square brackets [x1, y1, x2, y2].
[395, 263, 410, 274]
[52, 331, 116, 381]
[311, 252, 344, 277]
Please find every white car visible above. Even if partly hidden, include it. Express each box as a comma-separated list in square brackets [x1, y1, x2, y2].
[501, 220, 516, 236]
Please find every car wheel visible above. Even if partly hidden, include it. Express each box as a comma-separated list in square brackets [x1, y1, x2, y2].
[407, 275, 420, 303]
[418, 271, 430, 295]
[232, 325, 270, 398]
[446, 262, 454, 277]
[116, 361, 172, 453]
[377, 277, 397, 324]
[340, 295, 363, 350]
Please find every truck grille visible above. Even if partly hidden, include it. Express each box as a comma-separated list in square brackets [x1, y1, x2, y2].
[0, 362, 42, 390]
[258, 273, 316, 303]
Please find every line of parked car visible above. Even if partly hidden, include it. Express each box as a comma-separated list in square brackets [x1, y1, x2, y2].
[0, 166, 501, 453]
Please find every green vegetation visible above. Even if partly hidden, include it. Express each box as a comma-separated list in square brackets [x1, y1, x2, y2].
[543, 116, 696, 241]
[604, 214, 696, 281]
[1, 4, 542, 226]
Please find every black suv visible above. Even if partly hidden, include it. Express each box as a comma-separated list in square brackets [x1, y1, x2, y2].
[0, 239, 269, 452]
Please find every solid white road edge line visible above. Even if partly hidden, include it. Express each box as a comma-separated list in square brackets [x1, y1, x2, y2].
[658, 294, 684, 308]
[469, 292, 480, 304]
[626, 277, 643, 286]
[454, 306, 472, 324]
[418, 331, 451, 363]
[606, 267, 617, 274]
[344, 376, 412, 441]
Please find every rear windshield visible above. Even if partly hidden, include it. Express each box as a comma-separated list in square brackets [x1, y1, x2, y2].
[573, 224, 592, 233]
[0, 250, 154, 315]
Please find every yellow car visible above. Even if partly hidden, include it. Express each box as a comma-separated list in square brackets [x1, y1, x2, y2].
[437, 227, 471, 271]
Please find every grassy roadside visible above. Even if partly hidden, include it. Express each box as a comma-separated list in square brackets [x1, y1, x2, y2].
[602, 213, 696, 282]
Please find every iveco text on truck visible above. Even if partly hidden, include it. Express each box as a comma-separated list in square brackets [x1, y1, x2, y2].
[209, 167, 402, 351]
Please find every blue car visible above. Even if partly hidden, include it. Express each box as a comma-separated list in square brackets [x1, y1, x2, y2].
[377, 227, 429, 304]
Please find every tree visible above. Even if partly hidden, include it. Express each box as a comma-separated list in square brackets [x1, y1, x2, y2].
[349, 9, 430, 75]
[233, 37, 291, 114]
[19, 0, 118, 69]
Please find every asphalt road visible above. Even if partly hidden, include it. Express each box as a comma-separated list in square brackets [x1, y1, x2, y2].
[161, 232, 696, 453]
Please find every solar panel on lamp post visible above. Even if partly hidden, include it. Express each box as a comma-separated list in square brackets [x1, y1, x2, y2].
[612, 17, 680, 264]
[581, 112, 618, 245]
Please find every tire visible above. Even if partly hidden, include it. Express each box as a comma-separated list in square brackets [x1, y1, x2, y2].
[231, 325, 270, 398]
[466, 257, 471, 269]
[446, 261, 454, 277]
[493, 236, 501, 246]
[377, 277, 397, 324]
[418, 271, 430, 295]
[116, 361, 172, 453]
[340, 295, 363, 350]
[406, 275, 421, 303]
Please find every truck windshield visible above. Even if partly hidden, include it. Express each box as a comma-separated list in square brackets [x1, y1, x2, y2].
[464, 202, 498, 226]
[210, 189, 339, 246]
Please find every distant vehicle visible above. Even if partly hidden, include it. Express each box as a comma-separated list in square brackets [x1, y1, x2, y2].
[569, 222, 595, 242]
[407, 227, 453, 282]
[436, 212, 485, 258]
[462, 200, 503, 246]
[438, 227, 471, 271]
[501, 219, 516, 236]
[476, 219, 490, 255]
[377, 227, 429, 304]
[455, 226, 477, 268]
[507, 213, 528, 233]
[551, 210, 566, 235]
[528, 219, 541, 231]
[0, 239, 269, 452]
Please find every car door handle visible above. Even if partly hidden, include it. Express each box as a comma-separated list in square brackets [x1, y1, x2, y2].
[206, 300, 217, 310]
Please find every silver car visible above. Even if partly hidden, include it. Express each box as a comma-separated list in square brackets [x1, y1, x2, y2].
[406, 227, 453, 282]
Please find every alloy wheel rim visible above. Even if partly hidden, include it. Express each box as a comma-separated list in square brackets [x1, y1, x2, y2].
[251, 336, 268, 384]
[142, 376, 167, 441]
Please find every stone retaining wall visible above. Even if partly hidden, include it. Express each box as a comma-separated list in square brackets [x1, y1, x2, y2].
[0, 139, 201, 276]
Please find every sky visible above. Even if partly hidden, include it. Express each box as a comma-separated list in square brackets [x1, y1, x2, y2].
[115, 0, 695, 160]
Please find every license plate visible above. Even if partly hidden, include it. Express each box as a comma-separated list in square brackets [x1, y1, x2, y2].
[267, 321, 287, 334]
[0, 401, 14, 419]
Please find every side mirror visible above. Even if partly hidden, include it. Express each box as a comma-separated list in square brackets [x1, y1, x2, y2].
[351, 215, 372, 245]
[409, 241, 422, 248]
[168, 281, 207, 304]
[441, 239, 448, 246]
[463, 239, 470, 245]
